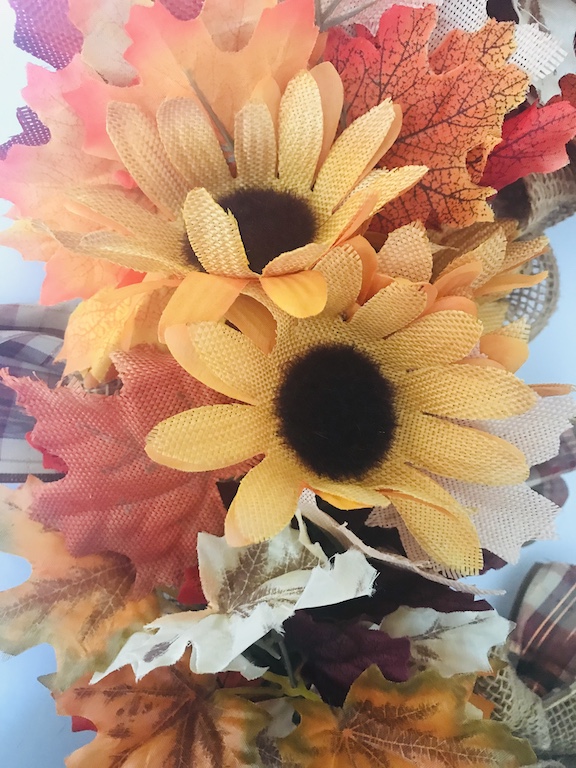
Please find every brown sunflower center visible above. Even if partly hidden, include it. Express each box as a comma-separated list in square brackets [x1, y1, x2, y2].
[275, 344, 396, 481]
[219, 188, 317, 274]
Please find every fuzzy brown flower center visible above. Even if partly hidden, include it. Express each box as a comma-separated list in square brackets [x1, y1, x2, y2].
[182, 188, 317, 273]
[275, 344, 397, 481]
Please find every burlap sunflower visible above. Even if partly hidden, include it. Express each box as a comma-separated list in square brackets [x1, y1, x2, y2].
[67, 67, 425, 326]
[146, 247, 537, 574]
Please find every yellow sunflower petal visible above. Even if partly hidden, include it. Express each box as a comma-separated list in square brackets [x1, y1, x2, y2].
[312, 98, 401, 218]
[146, 404, 267, 472]
[399, 412, 529, 485]
[474, 270, 548, 297]
[500, 236, 548, 272]
[164, 324, 254, 402]
[433, 261, 483, 298]
[188, 321, 275, 404]
[375, 311, 482, 370]
[260, 271, 327, 318]
[369, 461, 464, 516]
[310, 62, 344, 170]
[76, 231, 187, 275]
[377, 222, 433, 282]
[348, 281, 428, 339]
[316, 166, 427, 244]
[399, 364, 537, 419]
[311, 478, 389, 510]
[278, 70, 323, 196]
[70, 188, 182, 258]
[183, 188, 253, 277]
[107, 102, 188, 217]
[158, 272, 248, 340]
[227, 451, 304, 543]
[235, 101, 277, 188]
[156, 98, 233, 196]
[393, 497, 483, 574]
[313, 244, 362, 316]
[262, 242, 325, 277]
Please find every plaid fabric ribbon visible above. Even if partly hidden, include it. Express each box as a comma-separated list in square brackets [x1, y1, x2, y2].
[529, 425, 576, 509]
[0, 302, 73, 482]
[510, 562, 576, 697]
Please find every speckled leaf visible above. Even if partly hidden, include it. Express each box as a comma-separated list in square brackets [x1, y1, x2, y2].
[325, 7, 529, 231]
[0, 482, 159, 689]
[94, 527, 377, 679]
[280, 667, 536, 768]
[56, 657, 269, 767]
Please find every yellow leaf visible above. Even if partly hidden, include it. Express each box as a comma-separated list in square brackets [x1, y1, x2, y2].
[0, 481, 159, 689]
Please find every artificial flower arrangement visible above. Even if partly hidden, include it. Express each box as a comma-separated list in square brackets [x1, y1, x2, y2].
[1, 0, 576, 765]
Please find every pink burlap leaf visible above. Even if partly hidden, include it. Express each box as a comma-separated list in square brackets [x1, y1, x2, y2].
[1, 346, 254, 597]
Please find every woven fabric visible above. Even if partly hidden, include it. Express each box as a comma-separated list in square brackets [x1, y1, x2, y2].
[476, 647, 552, 750]
[544, 683, 576, 753]
[506, 249, 560, 340]
[4, 346, 257, 596]
[0, 302, 72, 482]
[529, 424, 576, 507]
[430, 0, 566, 87]
[510, 563, 576, 697]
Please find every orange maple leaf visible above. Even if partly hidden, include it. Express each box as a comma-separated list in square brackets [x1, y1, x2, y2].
[56, 657, 269, 767]
[325, 7, 529, 231]
[280, 666, 536, 768]
[0, 482, 159, 689]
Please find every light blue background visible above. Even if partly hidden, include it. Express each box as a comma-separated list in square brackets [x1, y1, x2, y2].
[0, 0, 574, 764]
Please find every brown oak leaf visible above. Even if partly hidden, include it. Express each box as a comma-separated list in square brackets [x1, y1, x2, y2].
[1, 346, 255, 597]
[0, 482, 159, 689]
[279, 666, 536, 768]
[56, 656, 269, 767]
[325, 7, 529, 231]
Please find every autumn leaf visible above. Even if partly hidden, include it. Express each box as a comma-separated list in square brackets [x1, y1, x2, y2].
[94, 525, 377, 680]
[57, 281, 176, 381]
[283, 613, 410, 706]
[481, 101, 576, 191]
[1, 346, 254, 597]
[380, 607, 511, 677]
[0, 482, 159, 689]
[56, 656, 270, 768]
[279, 667, 536, 768]
[325, 7, 529, 231]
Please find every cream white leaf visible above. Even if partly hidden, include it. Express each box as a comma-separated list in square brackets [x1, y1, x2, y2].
[380, 606, 512, 676]
[94, 525, 376, 681]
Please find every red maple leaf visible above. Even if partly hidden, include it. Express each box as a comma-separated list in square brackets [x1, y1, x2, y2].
[2, 346, 255, 597]
[325, 7, 528, 231]
[482, 101, 576, 191]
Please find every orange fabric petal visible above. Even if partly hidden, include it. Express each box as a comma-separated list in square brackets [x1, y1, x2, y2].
[159, 273, 248, 340]
[480, 334, 529, 373]
[260, 271, 327, 318]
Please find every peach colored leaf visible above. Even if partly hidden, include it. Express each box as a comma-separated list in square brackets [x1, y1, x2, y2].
[57, 282, 174, 381]
[1, 347, 254, 597]
[56, 657, 269, 768]
[0, 482, 159, 689]
[280, 667, 536, 768]
[325, 7, 529, 231]
[481, 101, 576, 190]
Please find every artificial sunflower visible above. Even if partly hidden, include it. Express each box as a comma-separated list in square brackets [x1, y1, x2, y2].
[66, 66, 425, 328]
[363, 220, 549, 371]
[146, 247, 538, 574]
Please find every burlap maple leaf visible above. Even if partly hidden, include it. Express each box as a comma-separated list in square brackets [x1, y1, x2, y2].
[2, 346, 255, 597]
[325, 6, 529, 231]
